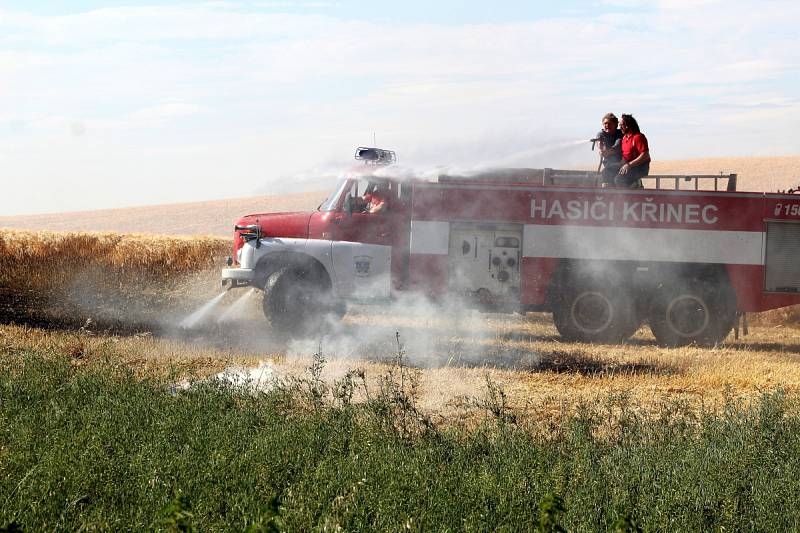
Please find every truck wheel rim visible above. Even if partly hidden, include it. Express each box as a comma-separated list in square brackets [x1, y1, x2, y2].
[570, 291, 613, 334]
[665, 295, 709, 338]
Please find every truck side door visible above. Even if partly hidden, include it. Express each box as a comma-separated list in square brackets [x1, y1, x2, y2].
[331, 178, 393, 245]
[332, 178, 411, 290]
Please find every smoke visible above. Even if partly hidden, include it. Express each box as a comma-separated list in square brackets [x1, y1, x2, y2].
[286, 291, 541, 370]
[169, 288, 543, 395]
[256, 135, 596, 195]
[175, 360, 276, 393]
[45, 272, 540, 400]
[162, 282, 542, 371]
[55, 267, 286, 353]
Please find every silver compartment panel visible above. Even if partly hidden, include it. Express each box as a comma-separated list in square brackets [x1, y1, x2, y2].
[765, 221, 800, 293]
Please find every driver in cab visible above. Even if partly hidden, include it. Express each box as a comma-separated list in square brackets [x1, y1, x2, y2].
[359, 182, 390, 214]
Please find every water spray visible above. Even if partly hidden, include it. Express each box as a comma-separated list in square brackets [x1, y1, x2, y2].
[180, 292, 226, 329]
[218, 288, 256, 323]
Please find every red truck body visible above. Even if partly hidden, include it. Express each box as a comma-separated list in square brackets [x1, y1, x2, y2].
[223, 167, 800, 345]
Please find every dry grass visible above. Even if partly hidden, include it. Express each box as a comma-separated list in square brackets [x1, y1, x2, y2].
[0, 228, 226, 273]
[0, 324, 245, 378]
[339, 308, 800, 422]
[0, 191, 329, 236]
[1, 156, 798, 237]
[751, 305, 800, 326]
[0, 229, 229, 328]
[1, 226, 800, 426]
[2, 308, 799, 427]
[650, 155, 800, 193]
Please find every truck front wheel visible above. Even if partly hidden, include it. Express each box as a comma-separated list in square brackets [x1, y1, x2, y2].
[263, 267, 335, 337]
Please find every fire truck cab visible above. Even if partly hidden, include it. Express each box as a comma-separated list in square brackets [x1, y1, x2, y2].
[222, 149, 800, 346]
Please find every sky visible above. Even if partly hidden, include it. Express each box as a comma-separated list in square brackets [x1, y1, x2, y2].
[1, 0, 799, 215]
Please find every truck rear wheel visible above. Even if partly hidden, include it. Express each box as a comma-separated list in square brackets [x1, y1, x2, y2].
[263, 267, 334, 337]
[552, 278, 637, 344]
[647, 279, 736, 347]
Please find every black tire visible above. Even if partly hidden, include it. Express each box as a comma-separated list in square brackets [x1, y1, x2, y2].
[552, 278, 638, 344]
[262, 267, 334, 337]
[648, 278, 736, 347]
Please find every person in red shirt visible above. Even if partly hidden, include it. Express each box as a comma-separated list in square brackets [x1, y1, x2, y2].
[616, 113, 650, 188]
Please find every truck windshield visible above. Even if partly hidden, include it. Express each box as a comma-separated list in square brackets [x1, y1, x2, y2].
[318, 178, 349, 211]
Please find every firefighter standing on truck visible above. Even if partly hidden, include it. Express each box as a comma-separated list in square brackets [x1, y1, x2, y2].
[616, 113, 650, 188]
[596, 112, 624, 186]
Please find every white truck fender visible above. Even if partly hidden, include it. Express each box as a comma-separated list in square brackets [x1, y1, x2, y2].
[227, 237, 391, 299]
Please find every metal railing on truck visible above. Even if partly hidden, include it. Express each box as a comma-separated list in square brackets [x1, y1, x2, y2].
[438, 168, 738, 191]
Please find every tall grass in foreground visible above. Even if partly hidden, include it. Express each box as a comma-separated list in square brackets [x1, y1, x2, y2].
[3, 350, 800, 531]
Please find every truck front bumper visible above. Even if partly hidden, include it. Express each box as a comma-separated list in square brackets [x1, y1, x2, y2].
[221, 267, 256, 288]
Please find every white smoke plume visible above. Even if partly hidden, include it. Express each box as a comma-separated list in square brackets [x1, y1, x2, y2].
[169, 283, 541, 371]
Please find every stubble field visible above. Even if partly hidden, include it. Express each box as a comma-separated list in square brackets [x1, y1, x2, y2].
[1, 155, 798, 236]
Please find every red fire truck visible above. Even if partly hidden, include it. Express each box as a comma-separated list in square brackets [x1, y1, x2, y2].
[222, 147, 800, 346]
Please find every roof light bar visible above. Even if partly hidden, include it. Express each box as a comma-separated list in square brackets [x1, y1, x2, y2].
[354, 147, 396, 165]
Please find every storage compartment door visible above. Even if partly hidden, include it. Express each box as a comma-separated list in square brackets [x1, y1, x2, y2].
[765, 221, 800, 293]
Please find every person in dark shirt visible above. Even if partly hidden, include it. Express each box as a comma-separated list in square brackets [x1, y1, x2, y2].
[616, 114, 650, 188]
[596, 112, 623, 186]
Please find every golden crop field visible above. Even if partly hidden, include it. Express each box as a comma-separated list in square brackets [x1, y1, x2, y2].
[2, 227, 800, 426]
[0, 191, 329, 236]
[0, 229, 228, 325]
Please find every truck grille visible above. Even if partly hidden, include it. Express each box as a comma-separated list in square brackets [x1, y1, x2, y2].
[765, 221, 800, 292]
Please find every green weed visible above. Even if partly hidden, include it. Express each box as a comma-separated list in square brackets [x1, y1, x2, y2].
[4, 350, 800, 531]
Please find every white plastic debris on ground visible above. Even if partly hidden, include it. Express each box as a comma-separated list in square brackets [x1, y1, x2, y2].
[174, 361, 276, 392]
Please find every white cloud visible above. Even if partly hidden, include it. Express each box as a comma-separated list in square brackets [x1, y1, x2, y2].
[601, 0, 721, 8]
[0, 2, 799, 215]
[127, 102, 207, 123]
[654, 0, 722, 7]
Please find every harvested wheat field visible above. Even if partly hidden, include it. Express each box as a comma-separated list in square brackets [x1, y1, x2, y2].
[1, 156, 799, 236]
[650, 155, 800, 192]
[0, 190, 329, 236]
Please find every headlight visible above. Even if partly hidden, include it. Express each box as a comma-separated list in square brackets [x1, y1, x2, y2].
[235, 223, 262, 249]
